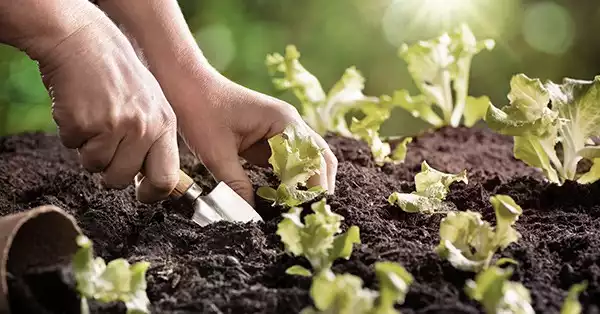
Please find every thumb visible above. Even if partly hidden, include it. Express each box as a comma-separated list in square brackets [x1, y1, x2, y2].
[201, 144, 256, 207]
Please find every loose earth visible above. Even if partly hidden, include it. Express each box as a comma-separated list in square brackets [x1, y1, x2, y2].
[1, 126, 599, 313]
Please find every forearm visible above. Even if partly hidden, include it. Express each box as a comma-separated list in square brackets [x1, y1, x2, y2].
[0, 0, 111, 60]
[96, 0, 222, 106]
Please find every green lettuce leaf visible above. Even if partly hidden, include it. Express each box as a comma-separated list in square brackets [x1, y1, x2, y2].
[257, 124, 326, 207]
[390, 89, 444, 128]
[301, 261, 413, 314]
[435, 210, 493, 272]
[302, 272, 377, 314]
[388, 161, 467, 214]
[490, 194, 523, 249]
[486, 73, 600, 184]
[560, 281, 587, 314]
[465, 266, 535, 314]
[372, 262, 414, 313]
[435, 195, 523, 272]
[395, 23, 494, 128]
[349, 100, 413, 165]
[277, 198, 361, 276]
[73, 235, 150, 314]
[266, 45, 379, 136]
[464, 96, 492, 127]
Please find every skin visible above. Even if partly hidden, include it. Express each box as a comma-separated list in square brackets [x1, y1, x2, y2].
[0, 0, 337, 207]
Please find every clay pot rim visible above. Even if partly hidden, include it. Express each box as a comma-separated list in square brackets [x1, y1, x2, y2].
[0, 205, 82, 313]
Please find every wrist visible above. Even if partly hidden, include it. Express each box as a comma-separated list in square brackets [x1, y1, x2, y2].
[96, 0, 224, 110]
[0, 0, 114, 61]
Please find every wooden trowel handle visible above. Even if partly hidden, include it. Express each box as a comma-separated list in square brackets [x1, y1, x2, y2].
[170, 169, 195, 198]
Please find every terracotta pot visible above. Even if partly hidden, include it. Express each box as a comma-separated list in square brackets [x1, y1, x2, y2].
[0, 205, 82, 314]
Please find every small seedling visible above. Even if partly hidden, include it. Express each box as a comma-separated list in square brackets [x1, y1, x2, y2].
[277, 198, 360, 277]
[560, 281, 587, 314]
[388, 161, 468, 214]
[301, 261, 413, 314]
[391, 23, 495, 128]
[72, 235, 150, 314]
[435, 195, 523, 272]
[266, 45, 409, 165]
[465, 265, 534, 314]
[257, 124, 326, 208]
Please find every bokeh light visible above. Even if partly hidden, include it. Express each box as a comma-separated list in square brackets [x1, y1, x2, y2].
[381, 0, 519, 46]
[522, 2, 575, 55]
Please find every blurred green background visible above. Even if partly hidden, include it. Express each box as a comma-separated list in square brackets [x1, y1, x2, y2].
[1, 0, 599, 137]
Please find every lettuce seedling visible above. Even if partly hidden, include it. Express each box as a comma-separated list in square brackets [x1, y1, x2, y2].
[266, 45, 407, 164]
[388, 161, 468, 214]
[485, 73, 600, 185]
[277, 198, 361, 277]
[435, 195, 523, 272]
[257, 124, 326, 207]
[350, 100, 413, 165]
[393, 23, 494, 128]
[465, 265, 535, 314]
[266, 45, 379, 137]
[72, 235, 150, 314]
[301, 261, 413, 314]
[560, 281, 587, 314]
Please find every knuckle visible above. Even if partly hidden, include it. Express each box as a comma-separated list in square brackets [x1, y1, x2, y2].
[104, 105, 121, 133]
[133, 117, 148, 138]
[157, 106, 177, 134]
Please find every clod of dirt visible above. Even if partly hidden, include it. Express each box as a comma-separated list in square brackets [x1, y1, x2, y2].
[1, 126, 598, 313]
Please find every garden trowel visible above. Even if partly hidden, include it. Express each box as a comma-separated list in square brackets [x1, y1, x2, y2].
[168, 169, 263, 226]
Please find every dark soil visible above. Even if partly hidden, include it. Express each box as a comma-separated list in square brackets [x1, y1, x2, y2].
[1, 126, 599, 314]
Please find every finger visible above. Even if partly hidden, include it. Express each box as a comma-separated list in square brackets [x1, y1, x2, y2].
[307, 153, 328, 192]
[202, 143, 256, 207]
[77, 132, 122, 173]
[135, 129, 180, 203]
[102, 131, 151, 190]
[306, 128, 338, 194]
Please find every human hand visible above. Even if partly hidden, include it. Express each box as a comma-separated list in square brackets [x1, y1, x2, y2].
[170, 74, 338, 207]
[89, 0, 337, 206]
[33, 13, 180, 203]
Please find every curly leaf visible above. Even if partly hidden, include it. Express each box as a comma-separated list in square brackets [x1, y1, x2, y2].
[277, 199, 360, 275]
[388, 192, 453, 214]
[388, 161, 466, 214]
[465, 266, 535, 314]
[414, 161, 468, 199]
[490, 195, 523, 249]
[374, 262, 413, 312]
[486, 73, 600, 184]
[72, 235, 150, 314]
[330, 226, 361, 262]
[303, 271, 377, 314]
[389, 137, 413, 165]
[435, 211, 493, 272]
[259, 124, 325, 207]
